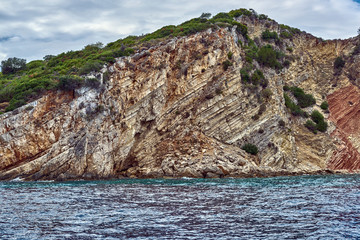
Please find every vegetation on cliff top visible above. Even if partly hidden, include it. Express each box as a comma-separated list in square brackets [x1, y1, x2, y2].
[0, 7, 302, 113]
[0, 9, 257, 112]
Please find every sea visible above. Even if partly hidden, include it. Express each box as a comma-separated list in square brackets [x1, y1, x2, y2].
[0, 174, 359, 240]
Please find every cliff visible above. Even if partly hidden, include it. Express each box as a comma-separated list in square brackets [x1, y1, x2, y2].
[1, 13, 360, 181]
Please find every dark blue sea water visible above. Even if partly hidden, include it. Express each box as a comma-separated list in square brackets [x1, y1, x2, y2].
[0, 174, 359, 240]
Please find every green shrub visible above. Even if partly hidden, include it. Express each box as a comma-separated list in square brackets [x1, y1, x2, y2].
[261, 30, 279, 40]
[27, 60, 44, 70]
[258, 103, 267, 115]
[283, 85, 290, 91]
[227, 51, 233, 60]
[310, 110, 328, 132]
[311, 110, 324, 124]
[320, 101, 329, 110]
[334, 57, 345, 69]
[290, 87, 316, 108]
[57, 75, 83, 91]
[222, 60, 233, 71]
[257, 45, 282, 69]
[85, 77, 101, 88]
[262, 88, 273, 99]
[241, 143, 258, 155]
[244, 39, 258, 63]
[284, 93, 306, 116]
[5, 98, 27, 112]
[240, 68, 250, 83]
[279, 24, 301, 35]
[212, 12, 231, 20]
[316, 120, 328, 132]
[305, 120, 317, 134]
[280, 31, 293, 39]
[251, 69, 265, 85]
[200, 13, 212, 19]
[229, 8, 252, 18]
[78, 61, 103, 75]
[258, 14, 268, 20]
[233, 22, 248, 36]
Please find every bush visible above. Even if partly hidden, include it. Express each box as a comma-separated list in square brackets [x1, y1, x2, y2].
[290, 87, 316, 108]
[242, 143, 258, 155]
[1, 57, 26, 74]
[244, 40, 258, 63]
[212, 12, 231, 20]
[251, 69, 264, 85]
[227, 51, 233, 60]
[229, 8, 252, 18]
[283, 85, 290, 91]
[258, 14, 268, 20]
[262, 88, 273, 99]
[320, 101, 329, 110]
[200, 13, 212, 19]
[279, 119, 285, 127]
[280, 31, 293, 39]
[240, 68, 250, 83]
[257, 45, 282, 69]
[334, 57, 345, 69]
[261, 30, 279, 40]
[57, 75, 83, 91]
[5, 98, 27, 112]
[316, 120, 328, 132]
[310, 110, 328, 133]
[27, 60, 44, 70]
[85, 77, 101, 88]
[222, 60, 233, 71]
[233, 22, 248, 36]
[78, 61, 103, 75]
[311, 110, 324, 124]
[305, 120, 317, 134]
[284, 93, 306, 117]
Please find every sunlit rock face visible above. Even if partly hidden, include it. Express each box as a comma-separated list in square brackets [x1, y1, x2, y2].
[1, 16, 360, 181]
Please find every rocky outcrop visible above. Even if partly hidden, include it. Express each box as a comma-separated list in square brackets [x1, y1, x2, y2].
[328, 85, 360, 171]
[1, 16, 360, 180]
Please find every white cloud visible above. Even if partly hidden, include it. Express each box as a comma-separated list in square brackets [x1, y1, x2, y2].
[0, 0, 359, 62]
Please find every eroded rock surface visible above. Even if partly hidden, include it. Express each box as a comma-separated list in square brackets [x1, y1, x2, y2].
[1, 17, 360, 180]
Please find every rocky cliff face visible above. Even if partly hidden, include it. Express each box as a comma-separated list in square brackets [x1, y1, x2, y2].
[1, 16, 360, 180]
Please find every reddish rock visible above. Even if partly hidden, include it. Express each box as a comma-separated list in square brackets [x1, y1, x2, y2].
[328, 85, 360, 171]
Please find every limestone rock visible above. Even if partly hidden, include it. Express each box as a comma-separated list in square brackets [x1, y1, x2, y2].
[1, 17, 360, 180]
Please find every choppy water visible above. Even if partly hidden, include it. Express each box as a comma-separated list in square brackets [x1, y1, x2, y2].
[0, 174, 360, 240]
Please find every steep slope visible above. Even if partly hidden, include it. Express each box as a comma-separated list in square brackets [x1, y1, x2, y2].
[1, 13, 360, 180]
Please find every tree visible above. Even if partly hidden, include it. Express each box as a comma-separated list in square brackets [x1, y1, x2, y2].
[1, 57, 26, 74]
[43, 55, 55, 61]
[200, 12, 211, 19]
[241, 143, 258, 155]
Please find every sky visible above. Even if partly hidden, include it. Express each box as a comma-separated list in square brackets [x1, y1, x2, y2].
[1, 0, 360, 63]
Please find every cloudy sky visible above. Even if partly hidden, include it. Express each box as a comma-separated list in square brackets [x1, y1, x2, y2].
[1, 0, 360, 63]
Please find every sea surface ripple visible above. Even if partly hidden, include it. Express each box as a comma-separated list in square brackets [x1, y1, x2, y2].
[0, 174, 359, 239]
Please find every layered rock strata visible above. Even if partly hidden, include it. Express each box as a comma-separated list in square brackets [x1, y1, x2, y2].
[1, 16, 360, 180]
